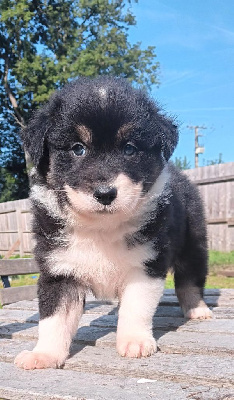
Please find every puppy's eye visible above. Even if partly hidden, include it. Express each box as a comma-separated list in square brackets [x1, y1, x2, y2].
[123, 143, 138, 156]
[72, 143, 86, 156]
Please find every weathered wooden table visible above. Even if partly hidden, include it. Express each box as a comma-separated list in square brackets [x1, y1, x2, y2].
[1, 289, 234, 400]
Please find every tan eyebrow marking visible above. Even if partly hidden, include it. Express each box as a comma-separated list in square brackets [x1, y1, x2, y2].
[76, 125, 92, 144]
[117, 123, 135, 140]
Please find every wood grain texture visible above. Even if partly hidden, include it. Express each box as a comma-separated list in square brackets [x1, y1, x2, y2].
[1, 289, 234, 399]
[0, 258, 38, 275]
[0, 285, 37, 306]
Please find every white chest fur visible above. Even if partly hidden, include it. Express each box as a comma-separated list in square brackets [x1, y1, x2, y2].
[47, 225, 156, 299]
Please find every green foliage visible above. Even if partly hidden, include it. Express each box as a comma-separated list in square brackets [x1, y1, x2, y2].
[165, 272, 234, 289]
[173, 156, 191, 170]
[0, 0, 160, 202]
[209, 250, 234, 266]
[0, 128, 29, 202]
[204, 153, 224, 166]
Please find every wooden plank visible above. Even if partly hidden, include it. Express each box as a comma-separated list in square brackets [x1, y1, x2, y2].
[1, 339, 234, 389]
[0, 199, 32, 256]
[81, 305, 234, 319]
[0, 308, 185, 330]
[1, 304, 233, 325]
[3, 288, 234, 310]
[0, 258, 38, 275]
[3, 302, 234, 322]
[207, 218, 228, 224]
[2, 361, 226, 400]
[0, 208, 17, 214]
[178, 318, 234, 334]
[3, 299, 39, 311]
[212, 307, 234, 319]
[66, 346, 234, 389]
[3, 299, 118, 314]
[1, 282, 234, 399]
[0, 321, 38, 340]
[0, 285, 37, 306]
[194, 174, 234, 185]
[0, 230, 30, 235]
[160, 294, 234, 307]
[2, 307, 234, 333]
[1, 285, 234, 399]
[1, 318, 234, 356]
[0, 230, 18, 233]
[158, 330, 234, 355]
[16, 209, 24, 257]
[164, 288, 234, 296]
[0, 309, 39, 323]
[218, 270, 234, 277]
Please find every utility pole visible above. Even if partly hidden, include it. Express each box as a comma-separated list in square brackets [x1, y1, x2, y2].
[187, 126, 206, 168]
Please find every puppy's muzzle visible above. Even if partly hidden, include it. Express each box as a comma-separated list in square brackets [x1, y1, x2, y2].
[93, 186, 117, 206]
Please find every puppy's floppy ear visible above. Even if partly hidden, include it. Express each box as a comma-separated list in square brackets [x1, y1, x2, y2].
[158, 116, 179, 161]
[21, 108, 51, 169]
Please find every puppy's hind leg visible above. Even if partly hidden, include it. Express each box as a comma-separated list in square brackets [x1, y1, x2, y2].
[15, 274, 85, 370]
[176, 283, 212, 319]
[174, 234, 212, 319]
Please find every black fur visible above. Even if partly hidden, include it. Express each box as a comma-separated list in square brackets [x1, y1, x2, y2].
[22, 76, 208, 320]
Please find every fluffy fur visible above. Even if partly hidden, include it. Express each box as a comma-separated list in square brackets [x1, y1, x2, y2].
[15, 77, 211, 370]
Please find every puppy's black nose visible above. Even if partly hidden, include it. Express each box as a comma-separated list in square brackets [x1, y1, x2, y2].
[93, 186, 117, 205]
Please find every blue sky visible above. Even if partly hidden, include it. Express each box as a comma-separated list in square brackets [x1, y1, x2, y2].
[128, 0, 234, 167]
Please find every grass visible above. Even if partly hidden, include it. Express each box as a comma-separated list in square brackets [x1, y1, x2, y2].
[0, 274, 39, 290]
[165, 272, 234, 289]
[165, 250, 234, 289]
[209, 250, 234, 266]
[164, 250, 234, 289]
[2, 271, 232, 291]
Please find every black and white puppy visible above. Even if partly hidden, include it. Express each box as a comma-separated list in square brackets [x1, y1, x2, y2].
[15, 77, 211, 369]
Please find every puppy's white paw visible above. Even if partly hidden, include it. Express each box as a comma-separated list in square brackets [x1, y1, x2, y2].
[14, 350, 61, 370]
[185, 306, 213, 320]
[117, 335, 157, 358]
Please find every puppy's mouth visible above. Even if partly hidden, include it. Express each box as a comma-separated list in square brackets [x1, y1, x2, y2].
[96, 207, 114, 214]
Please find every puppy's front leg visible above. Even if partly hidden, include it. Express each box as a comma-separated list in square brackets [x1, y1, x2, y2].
[116, 270, 164, 358]
[15, 274, 84, 370]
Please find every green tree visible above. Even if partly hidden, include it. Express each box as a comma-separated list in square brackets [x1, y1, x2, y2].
[204, 153, 224, 166]
[0, 128, 29, 201]
[0, 0, 160, 202]
[174, 156, 191, 170]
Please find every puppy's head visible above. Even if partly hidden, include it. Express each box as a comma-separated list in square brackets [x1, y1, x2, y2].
[22, 77, 178, 220]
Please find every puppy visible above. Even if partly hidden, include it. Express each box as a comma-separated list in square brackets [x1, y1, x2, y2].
[15, 77, 211, 370]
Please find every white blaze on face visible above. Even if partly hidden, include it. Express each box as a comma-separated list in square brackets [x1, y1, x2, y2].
[65, 173, 143, 222]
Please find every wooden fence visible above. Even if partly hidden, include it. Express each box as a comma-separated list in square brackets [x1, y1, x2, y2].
[0, 162, 233, 254]
[184, 162, 234, 252]
[0, 198, 32, 257]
